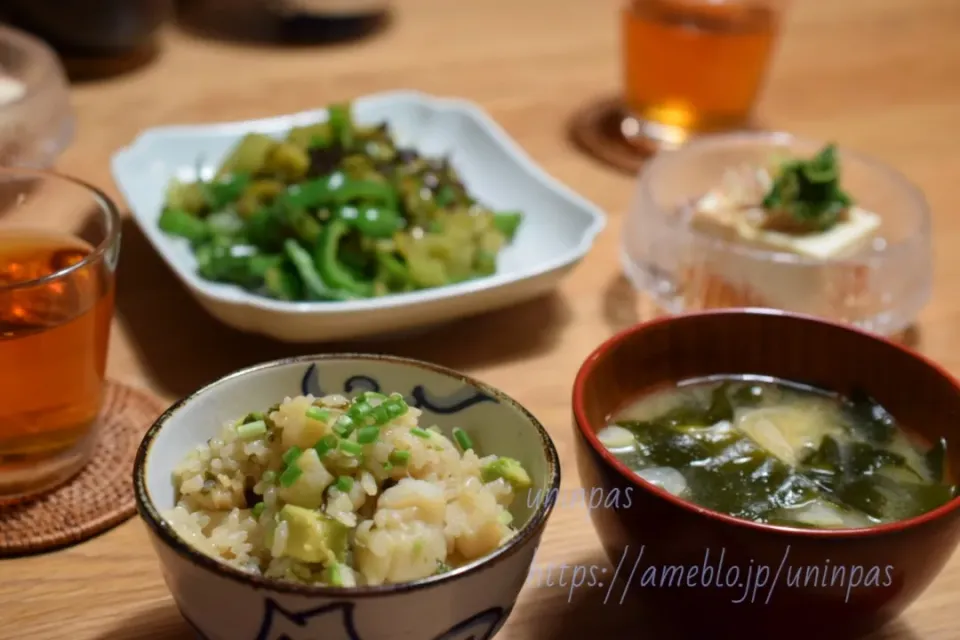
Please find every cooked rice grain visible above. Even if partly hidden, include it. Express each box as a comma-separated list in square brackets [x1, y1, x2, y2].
[163, 393, 524, 586]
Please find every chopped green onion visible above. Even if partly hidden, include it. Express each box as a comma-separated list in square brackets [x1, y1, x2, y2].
[348, 401, 373, 422]
[327, 563, 344, 587]
[334, 414, 356, 437]
[236, 420, 267, 440]
[382, 461, 394, 473]
[279, 464, 303, 488]
[359, 392, 386, 402]
[252, 502, 265, 518]
[306, 406, 331, 422]
[452, 428, 473, 452]
[314, 434, 339, 457]
[336, 475, 354, 492]
[498, 510, 513, 525]
[339, 439, 363, 457]
[389, 449, 411, 465]
[282, 446, 303, 465]
[409, 427, 431, 439]
[384, 396, 408, 419]
[242, 411, 265, 424]
[369, 404, 390, 425]
[261, 470, 277, 484]
[357, 425, 380, 444]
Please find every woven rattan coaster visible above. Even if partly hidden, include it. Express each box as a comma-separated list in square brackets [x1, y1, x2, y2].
[0, 381, 167, 557]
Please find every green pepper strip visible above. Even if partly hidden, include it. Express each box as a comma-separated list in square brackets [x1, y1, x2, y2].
[196, 243, 282, 289]
[376, 252, 410, 286]
[283, 239, 355, 302]
[263, 263, 300, 300]
[315, 219, 375, 297]
[337, 205, 403, 239]
[159, 208, 209, 244]
[282, 178, 336, 210]
[328, 103, 353, 149]
[202, 173, 251, 210]
[281, 175, 397, 211]
[333, 180, 399, 211]
[493, 211, 523, 241]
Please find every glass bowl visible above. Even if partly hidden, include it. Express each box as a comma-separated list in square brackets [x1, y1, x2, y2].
[0, 25, 73, 168]
[621, 131, 932, 336]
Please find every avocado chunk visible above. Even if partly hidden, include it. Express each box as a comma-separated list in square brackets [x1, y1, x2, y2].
[278, 504, 350, 565]
[480, 456, 532, 490]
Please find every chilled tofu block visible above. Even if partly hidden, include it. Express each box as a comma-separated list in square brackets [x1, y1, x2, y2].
[691, 191, 881, 259]
[687, 191, 880, 312]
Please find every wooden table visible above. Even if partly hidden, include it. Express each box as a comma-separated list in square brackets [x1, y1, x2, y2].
[3, 0, 960, 637]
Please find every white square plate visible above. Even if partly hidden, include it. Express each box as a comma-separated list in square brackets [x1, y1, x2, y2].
[110, 91, 605, 342]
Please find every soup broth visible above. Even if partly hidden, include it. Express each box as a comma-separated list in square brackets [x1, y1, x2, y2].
[599, 376, 956, 529]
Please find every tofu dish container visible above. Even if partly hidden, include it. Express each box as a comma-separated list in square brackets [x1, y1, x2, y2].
[621, 132, 932, 336]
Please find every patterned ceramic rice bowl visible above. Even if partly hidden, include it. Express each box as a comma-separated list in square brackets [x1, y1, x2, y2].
[133, 354, 561, 640]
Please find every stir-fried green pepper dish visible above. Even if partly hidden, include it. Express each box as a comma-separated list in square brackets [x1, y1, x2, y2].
[158, 103, 523, 301]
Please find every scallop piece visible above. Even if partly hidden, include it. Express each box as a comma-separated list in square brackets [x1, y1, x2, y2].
[354, 519, 447, 586]
[597, 425, 636, 451]
[377, 478, 447, 526]
[635, 467, 688, 497]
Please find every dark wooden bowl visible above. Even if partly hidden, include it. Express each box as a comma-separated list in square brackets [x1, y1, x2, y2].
[572, 309, 960, 639]
[0, 0, 171, 55]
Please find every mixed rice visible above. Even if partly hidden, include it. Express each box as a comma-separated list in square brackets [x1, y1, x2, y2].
[164, 392, 532, 587]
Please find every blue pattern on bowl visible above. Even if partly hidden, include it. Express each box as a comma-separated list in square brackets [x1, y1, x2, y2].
[178, 594, 508, 640]
[301, 364, 498, 414]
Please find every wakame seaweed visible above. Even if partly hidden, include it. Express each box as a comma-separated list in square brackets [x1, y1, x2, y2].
[609, 378, 957, 528]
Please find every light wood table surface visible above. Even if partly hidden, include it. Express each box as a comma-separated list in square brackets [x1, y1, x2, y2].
[3, 0, 960, 637]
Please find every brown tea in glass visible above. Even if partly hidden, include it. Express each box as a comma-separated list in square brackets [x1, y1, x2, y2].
[0, 170, 120, 502]
[621, 0, 783, 147]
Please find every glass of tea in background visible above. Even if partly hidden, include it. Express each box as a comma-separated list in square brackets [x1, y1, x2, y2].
[0, 169, 120, 502]
[621, 0, 784, 148]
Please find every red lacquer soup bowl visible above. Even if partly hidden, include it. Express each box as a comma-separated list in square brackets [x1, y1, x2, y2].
[572, 309, 960, 638]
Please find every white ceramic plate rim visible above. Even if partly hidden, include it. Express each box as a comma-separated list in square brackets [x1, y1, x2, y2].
[111, 90, 607, 314]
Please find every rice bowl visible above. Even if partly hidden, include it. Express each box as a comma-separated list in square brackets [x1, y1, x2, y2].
[134, 354, 559, 640]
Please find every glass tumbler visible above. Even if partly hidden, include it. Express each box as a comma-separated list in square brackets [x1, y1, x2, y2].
[0, 169, 120, 502]
[621, 0, 786, 148]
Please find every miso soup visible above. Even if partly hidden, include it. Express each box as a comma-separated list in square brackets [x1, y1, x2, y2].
[599, 376, 957, 529]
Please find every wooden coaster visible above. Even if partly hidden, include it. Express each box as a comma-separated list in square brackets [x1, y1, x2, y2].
[568, 96, 656, 175]
[0, 381, 167, 557]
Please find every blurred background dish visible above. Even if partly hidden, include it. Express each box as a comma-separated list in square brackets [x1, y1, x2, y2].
[620, 131, 931, 336]
[174, 0, 390, 45]
[0, 0, 171, 57]
[0, 0, 172, 80]
[0, 25, 72, 168]
[261, 0, 390, 41]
